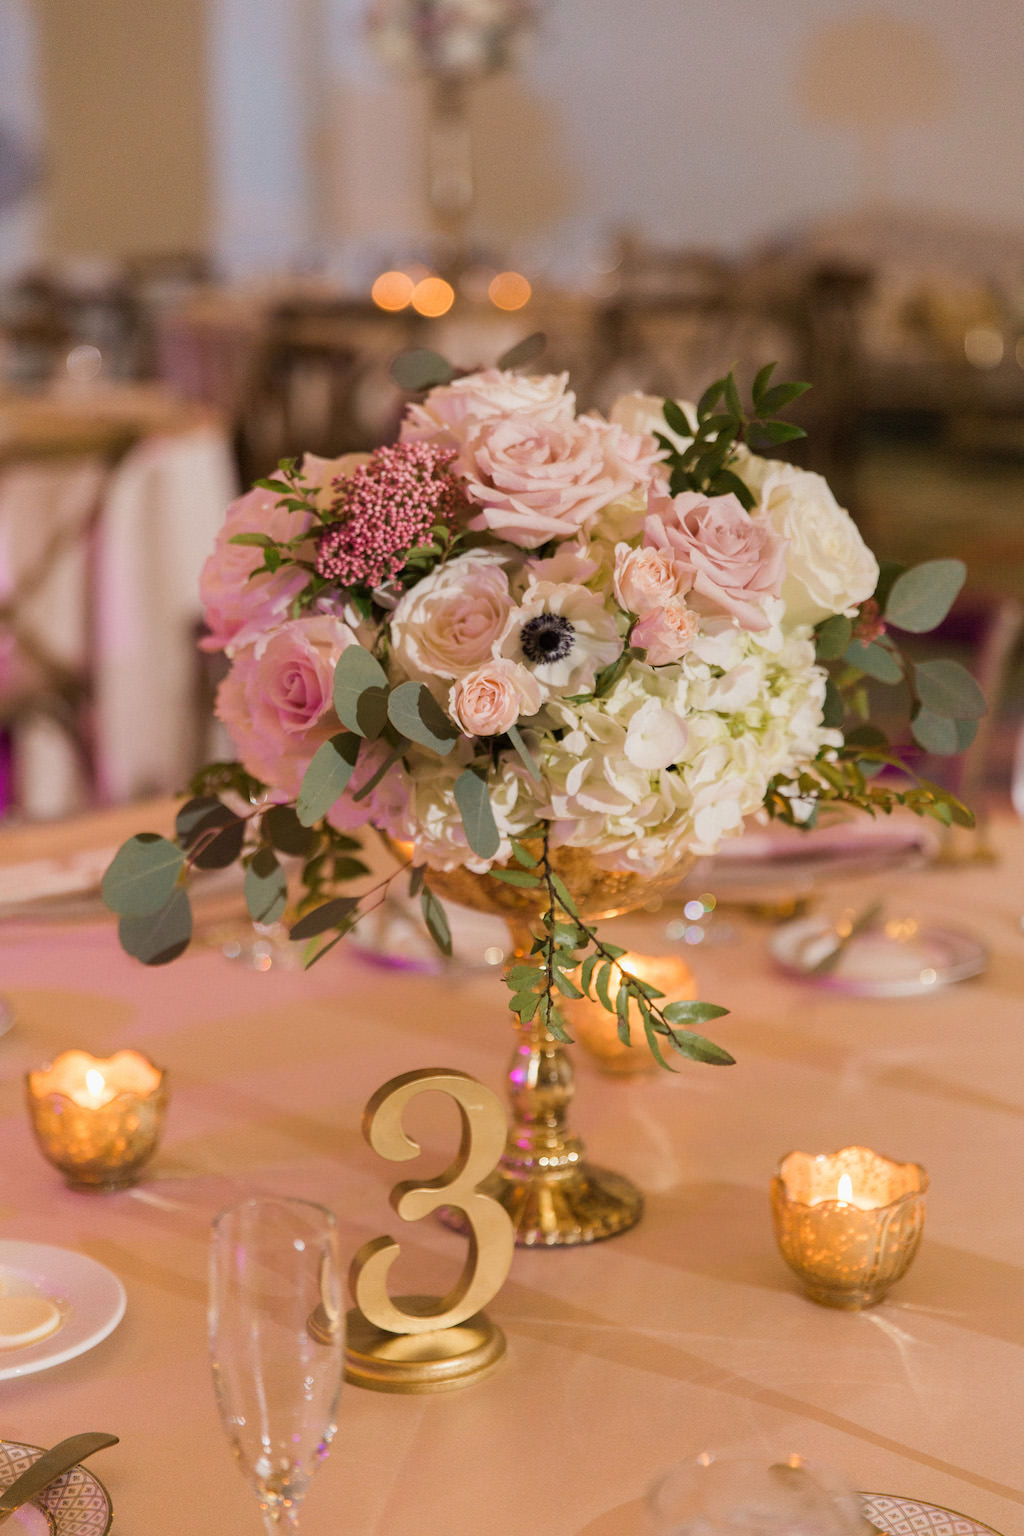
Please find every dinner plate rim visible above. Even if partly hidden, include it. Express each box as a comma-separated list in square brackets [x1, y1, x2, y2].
[0, 1439, 112, 1536]
[860, 1489, 1003, 1534]
[0, 1242, 125, 1381]
[770, 916, 988, 996]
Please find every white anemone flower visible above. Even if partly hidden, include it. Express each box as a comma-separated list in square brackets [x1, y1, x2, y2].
[498, 580, 621, 699]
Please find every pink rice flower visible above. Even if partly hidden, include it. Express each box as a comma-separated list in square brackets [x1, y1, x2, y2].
[315, 442, 466, 590]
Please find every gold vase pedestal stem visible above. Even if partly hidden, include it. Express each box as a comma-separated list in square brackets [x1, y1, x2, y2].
[420, 845, 692, 1248]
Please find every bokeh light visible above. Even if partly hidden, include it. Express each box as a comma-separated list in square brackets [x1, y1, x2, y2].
[371, 270, 414, 312]
[488, 271, 532, 311]
[411, 276, 456, 317]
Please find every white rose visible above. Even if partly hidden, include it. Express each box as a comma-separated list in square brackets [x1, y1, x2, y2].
[747, 456, 879, 628]
[624, 697, 689, 770]
[389, 550, 514, 685]
[449, 660, 542, 736]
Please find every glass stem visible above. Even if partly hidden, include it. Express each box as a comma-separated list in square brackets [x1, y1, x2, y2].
[259, 1499, 301, 1533]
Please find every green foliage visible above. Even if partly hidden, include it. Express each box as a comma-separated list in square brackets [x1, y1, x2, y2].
[390, 348, 455, 391]
[118, 887, 192, 966]
[296, 734, 360, 825]
[244, 846, 288, 925]
[493, 827, 734, 1071]
[102, 834, 184, 918]
[884, 559, 965, 633]
[658, 365, 809, 508]
[333, 646, 388, 734]
[386, 681, 460, 754]
[454, 767, 500, 860]
[497, 332, 547, 370]
[913, 658, 985, 720]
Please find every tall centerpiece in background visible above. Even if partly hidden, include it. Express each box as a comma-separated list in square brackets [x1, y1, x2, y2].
[366, 0, 539, 268]
[103, 352, 979, 1246]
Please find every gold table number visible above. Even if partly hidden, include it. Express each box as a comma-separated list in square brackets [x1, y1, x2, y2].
[343, 1068, 515, 1393]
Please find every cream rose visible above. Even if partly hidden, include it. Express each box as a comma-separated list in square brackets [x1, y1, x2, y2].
[449, 659, 542, 736]
[610, 391, 695, 454]
[740, 452, 879, 627]
[389, 550, 514, 684]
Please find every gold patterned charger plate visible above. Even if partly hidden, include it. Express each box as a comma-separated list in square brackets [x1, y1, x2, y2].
[0, 1442, 112, 1535]
[862, 1493, 1002, 1535]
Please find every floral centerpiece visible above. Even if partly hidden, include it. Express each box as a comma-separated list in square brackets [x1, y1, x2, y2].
[103, 350, 977, 1074]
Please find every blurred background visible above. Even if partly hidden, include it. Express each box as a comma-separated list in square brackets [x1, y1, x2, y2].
[0, 0, 1021, 824]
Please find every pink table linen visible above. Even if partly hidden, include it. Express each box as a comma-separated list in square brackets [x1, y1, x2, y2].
[0, 806, 1021, 1535]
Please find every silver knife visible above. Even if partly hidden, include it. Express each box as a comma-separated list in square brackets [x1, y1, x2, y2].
[0, 1434, 118, 1525]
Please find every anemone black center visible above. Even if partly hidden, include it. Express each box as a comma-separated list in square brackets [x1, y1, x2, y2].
[520, 612, 576, 664]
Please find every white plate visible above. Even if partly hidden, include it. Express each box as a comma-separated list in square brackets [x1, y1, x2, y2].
[0, 1441, 112, 1535]
[770, 915, 987, 996]
[862, 1491, 1002, 1534]
[681, 819, 937, 900]
[0, 1244, 125, 1380]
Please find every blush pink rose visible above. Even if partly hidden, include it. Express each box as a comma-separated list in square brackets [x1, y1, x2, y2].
[613, 542, 690, 614]
[200, 486, 313, 654]
[644, 488, 787, 632]
[400, 369, 575, 470]
[215, 615, 358, 797]
[630, 602, 700, 665]
[462, 416, 638, 549]
[449, 659, 543, 736]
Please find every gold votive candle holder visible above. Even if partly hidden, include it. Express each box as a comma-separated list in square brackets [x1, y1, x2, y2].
[26, 1049, 168, 1191]
[770, 1145, 927, 1309]
[567, 951, 698, 1074]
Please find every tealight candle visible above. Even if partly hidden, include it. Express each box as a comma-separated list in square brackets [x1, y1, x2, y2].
[770, 1145, 927, 1309]
[567, 952, 698, 1075]
[26, 1049, 168, 1190]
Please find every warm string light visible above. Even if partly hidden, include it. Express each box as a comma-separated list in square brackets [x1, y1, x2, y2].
[488, 271, 531, 311]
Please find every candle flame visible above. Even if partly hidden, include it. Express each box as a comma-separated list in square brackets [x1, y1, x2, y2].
[837, 1173, 853, 1204]
[85, 1069, 105, 1099]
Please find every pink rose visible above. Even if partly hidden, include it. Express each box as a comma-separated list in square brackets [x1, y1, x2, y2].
[644, 488, 787, 632]
[449, 659, 543, 736]
[200, 486, 312, 654]
[463, 416, 637, 549]
[389, 550, 514, 683]
[215, 615, 358, 797]
[613, 543, 689, 614]
[400, 369, 575, 470]
[630, 602, 700, 665]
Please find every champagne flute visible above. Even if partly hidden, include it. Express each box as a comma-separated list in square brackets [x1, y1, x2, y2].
[209, 1197, 345, 1532]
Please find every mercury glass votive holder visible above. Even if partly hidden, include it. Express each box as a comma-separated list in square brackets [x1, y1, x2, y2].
[770, 1145, 928, 1309]
[26, 1049, 169, 1191]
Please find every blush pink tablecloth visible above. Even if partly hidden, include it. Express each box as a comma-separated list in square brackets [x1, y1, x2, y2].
[0, 805, 1021, 1535]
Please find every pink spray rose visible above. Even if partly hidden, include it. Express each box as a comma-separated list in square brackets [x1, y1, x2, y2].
[200, 487, 313, 654]
[449, 659, 543, 736]
[613, 542, 690, 614]
[462, 416, 638, 549]
[644, 488, 787, 632]
[215, 615, 358, 797]
[630, 602, 700, 665]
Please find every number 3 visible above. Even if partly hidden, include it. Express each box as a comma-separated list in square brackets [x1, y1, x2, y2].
[349, 1068, 515, 1335]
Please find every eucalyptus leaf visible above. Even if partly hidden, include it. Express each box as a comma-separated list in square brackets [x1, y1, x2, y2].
[453, 767, 500, 859]
[296, 733, 360, 826]
[420, 885, 452, 956]
[185, 804, 246, 869]
[244, 847, 288, 925]
[102, 834, 184, 917]
[822, 678, 844, 729]
[263, 804, 317, 857]
[333, 646, 388, 734]
[175, 796, 224, 846]
[119, 886, 192, 965]
[884, 559, 966, 633]
[815, 614, 852, 661]
[507, 722, 541, 781]
[387, 681, 459, 754]
[910, 707, 959, 755]
[497, 332, 546, 370]
[390, 348, 455, 392]
[844, 639, 903, 684]
[289, 895, 359, 940]
[914, 658, 985, 719]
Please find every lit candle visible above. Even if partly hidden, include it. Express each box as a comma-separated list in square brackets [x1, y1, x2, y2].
[771, 1145, 928, 1309]
[26, 1049, 168, 1191]
[566, 952, 698, 1075]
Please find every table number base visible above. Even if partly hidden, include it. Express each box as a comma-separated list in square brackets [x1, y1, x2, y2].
[343, 1300, 506, 1394]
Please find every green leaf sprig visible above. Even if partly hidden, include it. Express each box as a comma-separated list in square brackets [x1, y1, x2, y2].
[656, 363, 810, 509]
[492, 830, 733, 1069]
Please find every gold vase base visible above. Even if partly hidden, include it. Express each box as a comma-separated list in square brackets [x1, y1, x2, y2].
[343, 1299, 506, 1393]
[799, 1284, 888, 1311]
[439, 1163, 643, 1248]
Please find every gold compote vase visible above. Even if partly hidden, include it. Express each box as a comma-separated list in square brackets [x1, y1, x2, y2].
[421, 846, 693, 1248]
